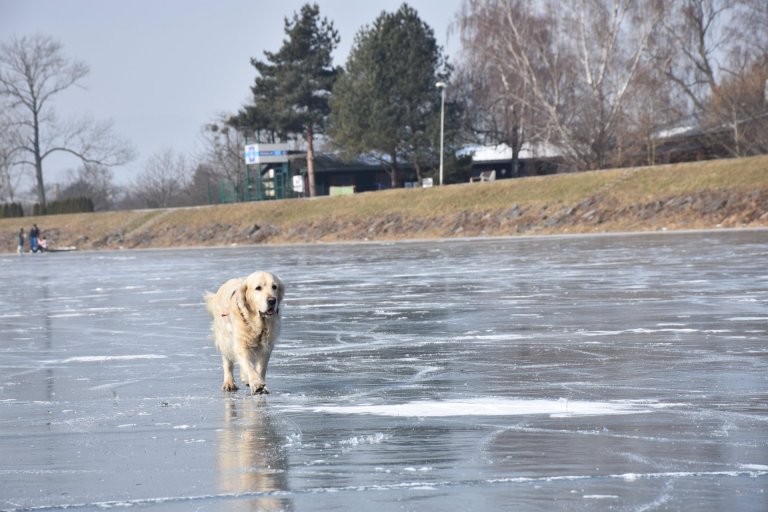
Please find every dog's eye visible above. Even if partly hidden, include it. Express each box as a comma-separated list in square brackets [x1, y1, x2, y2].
[272, 284, 277, 290]
[255, 286, 262, 291]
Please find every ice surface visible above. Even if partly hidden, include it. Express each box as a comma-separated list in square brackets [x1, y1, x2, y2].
[1, 231, 767, 511]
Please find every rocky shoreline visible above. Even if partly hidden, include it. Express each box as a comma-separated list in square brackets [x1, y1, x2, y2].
[50, 188, 768, 251]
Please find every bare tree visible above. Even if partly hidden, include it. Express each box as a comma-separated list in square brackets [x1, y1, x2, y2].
[654, 0, 768, 156]
[622, 62, 688, 165]
[455, 0, 544, 175]
[456, 0, 663, 170]
[131, 149, 189, 208]
[200, 120, 245, 190]
[186, 163, 217, 205]
[743, 0, 768, 57]
[196, 119, 250, 203]
[655, 1, 731, 114]
[58, 163, 119, 211]
[0, 34, 134, 210]
[707, 56, 768, 156]
[0, 112, 24, 203]
[573, 1, 666, 168]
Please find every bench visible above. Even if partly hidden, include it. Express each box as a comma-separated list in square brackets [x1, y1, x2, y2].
[470, 170, 496, 183]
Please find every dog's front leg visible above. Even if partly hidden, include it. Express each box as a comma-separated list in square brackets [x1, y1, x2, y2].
[250, 344, 274, 395]
[232, 346, 264, 395]
[221, 356, 238, 392]
[234, 349, 258, 393]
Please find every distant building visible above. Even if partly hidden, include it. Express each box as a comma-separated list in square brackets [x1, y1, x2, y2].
[290, 154, 416, 196]
[644, 122, 731, 164]
[466, 143, 566, 180]
[648, 117, 768, 164]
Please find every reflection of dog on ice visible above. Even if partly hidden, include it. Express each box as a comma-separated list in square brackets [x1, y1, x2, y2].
[205, 272, 284, 394]
[217, 398, 291, 511]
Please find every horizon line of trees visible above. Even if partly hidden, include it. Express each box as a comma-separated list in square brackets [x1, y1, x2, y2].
[1, 0, 766, 212]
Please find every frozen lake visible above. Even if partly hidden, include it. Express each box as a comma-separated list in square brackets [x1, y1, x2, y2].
[1, 231, 767, 511]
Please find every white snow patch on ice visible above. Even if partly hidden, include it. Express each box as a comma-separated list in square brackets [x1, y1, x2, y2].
[88, 380, 143, 391]
[741, 464, 768, 471]
[310, 398, 664, 418]
[579, 328, 703, 337]
[453, 334, 526, 341]
[45, 354, 168, 364]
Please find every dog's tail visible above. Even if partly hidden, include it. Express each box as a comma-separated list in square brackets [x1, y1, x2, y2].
[204, 291, 216, 316]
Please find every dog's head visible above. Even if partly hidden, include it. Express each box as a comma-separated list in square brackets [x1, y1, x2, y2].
[240, 271, 284, 317]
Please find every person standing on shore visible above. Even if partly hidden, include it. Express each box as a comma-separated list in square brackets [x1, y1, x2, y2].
[30, 224, 40, 253]
[17, 228, 24, 255]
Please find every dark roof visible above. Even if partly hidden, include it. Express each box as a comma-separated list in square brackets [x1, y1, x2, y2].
[290, 153, 400, 174]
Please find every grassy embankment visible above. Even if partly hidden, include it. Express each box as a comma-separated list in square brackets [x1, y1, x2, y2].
[2, 155, 767, 253]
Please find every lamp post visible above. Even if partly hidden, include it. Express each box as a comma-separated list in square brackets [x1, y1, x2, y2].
[435, 81, 447, 186]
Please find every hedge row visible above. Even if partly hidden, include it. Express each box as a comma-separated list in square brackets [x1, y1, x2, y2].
[0, 202, 24, 218]
[32, 197, 95, 216]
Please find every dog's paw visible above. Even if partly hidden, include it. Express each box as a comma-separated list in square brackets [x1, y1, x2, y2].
[222, 382, 239, 392]
[250, 384, 269, 395]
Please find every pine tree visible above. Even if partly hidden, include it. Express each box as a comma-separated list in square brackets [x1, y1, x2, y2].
[232, 3, 340, 197]
[329, 4, 449, 187]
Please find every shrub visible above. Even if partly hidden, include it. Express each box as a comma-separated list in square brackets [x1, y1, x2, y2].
[33, 197, 95, 215]
[0, 202, 24, 218]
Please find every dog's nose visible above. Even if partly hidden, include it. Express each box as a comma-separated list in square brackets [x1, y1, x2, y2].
[267, 297, 277, 307]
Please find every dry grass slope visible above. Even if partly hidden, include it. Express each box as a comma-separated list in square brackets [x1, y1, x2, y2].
[2, 155, 767, 252]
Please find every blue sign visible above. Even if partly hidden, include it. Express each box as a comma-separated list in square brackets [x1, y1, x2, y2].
[243, 143, 289, 164]
[246, 146, 257, 164]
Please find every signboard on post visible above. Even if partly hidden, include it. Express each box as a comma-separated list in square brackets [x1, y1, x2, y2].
[244, 143, 290, 165]
[292, 175, 305, 194]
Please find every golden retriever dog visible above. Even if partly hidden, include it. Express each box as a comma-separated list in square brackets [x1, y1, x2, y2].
[205, 272, 284, 394]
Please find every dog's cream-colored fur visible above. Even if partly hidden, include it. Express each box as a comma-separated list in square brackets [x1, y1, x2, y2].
[205, 271, 284, 394]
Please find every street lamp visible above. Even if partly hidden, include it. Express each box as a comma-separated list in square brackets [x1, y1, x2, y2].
[435, 81, 447, 186]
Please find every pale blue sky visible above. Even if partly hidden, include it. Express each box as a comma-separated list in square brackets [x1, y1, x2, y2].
[1, 0, 463, 185]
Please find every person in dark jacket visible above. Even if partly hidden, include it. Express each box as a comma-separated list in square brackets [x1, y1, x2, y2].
[30, 224, 40, 253]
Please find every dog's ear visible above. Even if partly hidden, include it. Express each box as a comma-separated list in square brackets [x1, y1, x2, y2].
[275, 275, 285, 303]
[239, 280, 253, 313]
